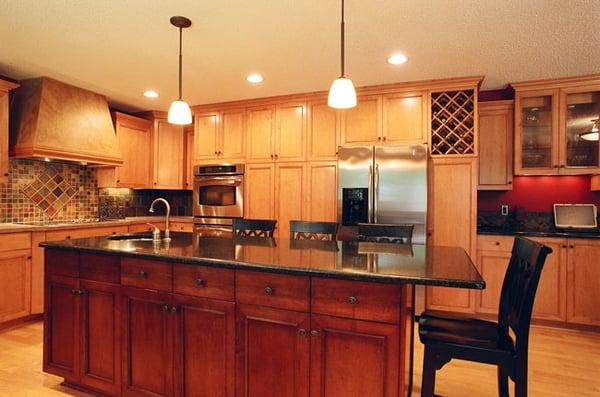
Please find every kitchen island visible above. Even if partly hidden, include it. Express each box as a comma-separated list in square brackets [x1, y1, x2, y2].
[41, 232, 484, 397]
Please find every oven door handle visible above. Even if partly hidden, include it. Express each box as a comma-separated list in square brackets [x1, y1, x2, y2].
[195, 176, 243, 185]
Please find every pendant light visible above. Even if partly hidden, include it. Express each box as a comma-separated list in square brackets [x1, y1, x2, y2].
[167, 16, 192, 125]
[328, 0, 357, 109]
[580, 119, 599, 141]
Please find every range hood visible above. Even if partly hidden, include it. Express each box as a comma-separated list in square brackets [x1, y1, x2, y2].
[10, 77, 123, 166]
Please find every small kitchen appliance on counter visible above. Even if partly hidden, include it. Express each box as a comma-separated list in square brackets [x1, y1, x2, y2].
[553, 204, 598, 230]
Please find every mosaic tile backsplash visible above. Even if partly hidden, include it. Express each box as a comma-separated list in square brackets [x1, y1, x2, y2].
[99, 188, 192, 219]
[0, 159, 98, 223]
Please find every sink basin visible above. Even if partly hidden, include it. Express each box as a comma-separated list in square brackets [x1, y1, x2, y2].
[108, 233, 154, 242]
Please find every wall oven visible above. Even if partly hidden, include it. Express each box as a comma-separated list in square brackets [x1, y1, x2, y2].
[193, 164, 244, 226]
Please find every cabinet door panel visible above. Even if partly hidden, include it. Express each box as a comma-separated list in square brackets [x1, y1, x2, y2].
[342, 96, 382, 145]
[478, 101, 513, 189]
[276, 103, 306, 161]
[383, 92, 427, 144]
[567, 239, 600, 326]
[475, 250, 511, 315]
[122, 288, 173, 397]
[275, 162, 307, 238]
[235, 304, 310, 397]
[43, 274, 80, 381]
[529, 238, 567, 321]
[154, 120, 184, 189]
[244, 163, 275, 220]
[0, 250, 31, 322]
[80, 280, 121, 395]
[173, 294, 235, 397]
[307, 101, 339, 160]
[118, 122, 151, 188]
[247, 107, 275, 162]
[221, 110, 245, 160]
[195, 113, 219, 161]
[307, 161, 337, 222]
[310, 314, 400, 397]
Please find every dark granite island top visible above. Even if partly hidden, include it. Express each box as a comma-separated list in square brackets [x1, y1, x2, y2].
[41, 232, 484, 289]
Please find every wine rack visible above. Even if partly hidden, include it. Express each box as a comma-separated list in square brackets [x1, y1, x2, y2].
[431, 90, 476, 155]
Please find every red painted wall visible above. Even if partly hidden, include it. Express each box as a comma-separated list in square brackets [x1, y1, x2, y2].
[478, 176, 600, 212]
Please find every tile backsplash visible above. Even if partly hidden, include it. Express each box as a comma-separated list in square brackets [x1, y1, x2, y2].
[98, 188, 192, 219]
[0, 159, 98, 223]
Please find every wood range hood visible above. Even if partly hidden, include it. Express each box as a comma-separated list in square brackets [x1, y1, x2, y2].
[9, 77, 123, 166]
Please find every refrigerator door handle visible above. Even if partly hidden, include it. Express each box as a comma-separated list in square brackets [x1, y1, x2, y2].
[368, 164, 373, 223]
[374, 164, 379, 223]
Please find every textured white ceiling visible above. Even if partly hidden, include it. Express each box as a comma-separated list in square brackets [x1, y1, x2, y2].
[1, 0, 599, 112]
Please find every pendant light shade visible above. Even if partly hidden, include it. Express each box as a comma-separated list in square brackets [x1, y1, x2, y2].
[168, 16, 192, 125]
[328, 0, 356, 109]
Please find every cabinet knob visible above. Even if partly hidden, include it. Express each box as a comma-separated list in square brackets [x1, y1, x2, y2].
[559, 164, 566, 168]
[378, 136, 382, 141]
[215, 151, 218, 155]
[264, 286, 274, 296]
[195, 278, 205, 287]
[66, 235, 72, 239]
[297, 328, 307, 337]
[569, 245, 575, 249]
[561, 244, 567, 248]
[495, 242, 500, 246]
[162, 305, 169, 312]
[508, 181, 512, 184]
[274, 154, 278, 159]
[383, 136, 387, 142]
[71, 289, 83, 295]
[347, 296, 358, 305]
[171, 306, 178, 313]
[270, 154, 274, 159]
[310, 330, 319, 337]
[139, 270, 148, 278]
[3, 173, 8, 177]
[116, 180, 121, 183]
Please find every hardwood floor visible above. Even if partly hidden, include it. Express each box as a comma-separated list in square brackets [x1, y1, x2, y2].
[1, 320, 599, 396]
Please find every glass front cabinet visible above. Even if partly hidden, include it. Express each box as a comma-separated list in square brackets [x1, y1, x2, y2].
[513, 76, 600, 175]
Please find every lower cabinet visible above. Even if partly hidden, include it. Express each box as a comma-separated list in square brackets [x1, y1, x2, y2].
[566, 239, 600, 326]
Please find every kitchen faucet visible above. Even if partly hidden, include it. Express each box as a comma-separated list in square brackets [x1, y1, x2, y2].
[148, 198, 171, 241]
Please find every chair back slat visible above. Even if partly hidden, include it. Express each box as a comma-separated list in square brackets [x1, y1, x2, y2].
[289, 220, 338, 241]
[498, 237, 552, 352]
[357, 223, 414, 244]
[232, 218, 277, 238]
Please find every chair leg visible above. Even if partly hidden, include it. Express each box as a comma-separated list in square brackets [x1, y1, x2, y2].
[421, 345, 437, 397]
[497, 365, 509, 397]
[514, 360, 528, 397]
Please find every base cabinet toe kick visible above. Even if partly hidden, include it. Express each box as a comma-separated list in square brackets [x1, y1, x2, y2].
[43, 249, 415, 397]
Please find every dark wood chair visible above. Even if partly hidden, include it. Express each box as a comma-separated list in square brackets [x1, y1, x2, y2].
[418, 237, 552, 397]
[232, 218, 277, 238]
[289, 220, 338, 240]
[357, 223, 414, 244]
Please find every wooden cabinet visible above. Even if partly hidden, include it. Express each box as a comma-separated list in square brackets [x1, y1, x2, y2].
[244, 163, 276, 220]
[0, 79, 19, 183]
[528, 237, 567, 321]
[183, 124, 194, 190]
[235, 304, 310, 397]
[475, 248, 511, 314]
[0, 249, 31, 323]
[478, 100, 514, 189]
[114, 113, 152, 188]
[247, 106, 276, 162]
[426, 157, 477, 313]
[306, 161, 337, 222]
[341, 95, 382, 146]
[307, 101, 340, 160]
[566, 239, 600, 326]
[31, 231, 46, 314]
[151, 117, 184, 189]
[310, 314, 400, 397]
[382, 91, 428, 144]
[512, 75, 600, 175]
[194, 110, 245, 164]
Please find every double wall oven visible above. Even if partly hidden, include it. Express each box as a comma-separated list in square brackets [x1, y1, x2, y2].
[193, 164, 244, 233]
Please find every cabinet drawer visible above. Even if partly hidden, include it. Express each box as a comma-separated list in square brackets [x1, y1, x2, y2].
[80, 253, 120, 283]
[0, 232, 31, 252]
[121, 258, 172, 291]
[236, 270, 309, 311]
[311, 278, 401, 324]
[170, 222, 193, 233]
[477, 235, 514, 252]
[173, 264, 234, 301]
[45, 249, 79, 277]
[46, 226, 129, 242]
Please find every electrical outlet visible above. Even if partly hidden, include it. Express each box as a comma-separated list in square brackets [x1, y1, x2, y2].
[501, 205, 509, 216]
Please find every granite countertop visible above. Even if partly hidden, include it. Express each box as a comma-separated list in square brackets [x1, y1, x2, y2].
[0, 216, 194, 234]
[478, 226, 600, 239]
[41, 232, 485, 289]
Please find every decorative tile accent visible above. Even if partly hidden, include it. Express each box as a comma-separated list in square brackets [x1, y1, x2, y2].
[21, 165, 79, 218]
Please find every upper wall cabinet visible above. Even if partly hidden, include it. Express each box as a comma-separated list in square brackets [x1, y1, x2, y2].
[341, 95, 382, 146]
[194, 109, 245, 164]
[0, 79, 19, 183]
[382, 91, 428, 145]
[478, 100, 514, 190]
[151, 115, 185, 189]
[512, 74, 600, 175]
[307, 101, 340, 160]
[246, 106, 276, 162]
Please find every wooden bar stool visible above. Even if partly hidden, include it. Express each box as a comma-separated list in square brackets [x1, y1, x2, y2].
[289, 220, 339, 240]
[232, 218, 277, 238]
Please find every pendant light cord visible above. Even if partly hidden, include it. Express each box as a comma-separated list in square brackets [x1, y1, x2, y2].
[178, 27, 183, 100]
[340, 0, 345, 77]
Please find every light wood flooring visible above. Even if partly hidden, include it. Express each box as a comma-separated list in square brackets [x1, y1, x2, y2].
[1, 320, 599, 396]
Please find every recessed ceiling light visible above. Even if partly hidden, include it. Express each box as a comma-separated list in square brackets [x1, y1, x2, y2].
[143, 90, 159, 98]
[247, 74, 264, 84]
[387, 53, 408, 65]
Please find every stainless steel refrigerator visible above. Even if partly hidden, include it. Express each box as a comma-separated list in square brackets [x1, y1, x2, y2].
[338, 144, 428, 244]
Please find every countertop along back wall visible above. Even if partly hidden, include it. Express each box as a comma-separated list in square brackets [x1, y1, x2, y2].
[478, 176, 600, 213]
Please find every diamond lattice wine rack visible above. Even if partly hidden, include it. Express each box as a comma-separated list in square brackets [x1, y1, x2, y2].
[430, 90, 476, 155]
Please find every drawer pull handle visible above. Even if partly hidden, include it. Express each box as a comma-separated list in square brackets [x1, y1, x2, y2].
[310, 330, 319, 337]
[347, 296, 358, 305]
[139, 270, 148, 278]
[195, 278, 205, 287]
[297, 328, 307, 337]
[264, 286, 274, 296]
[162, 305, 169, 312]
